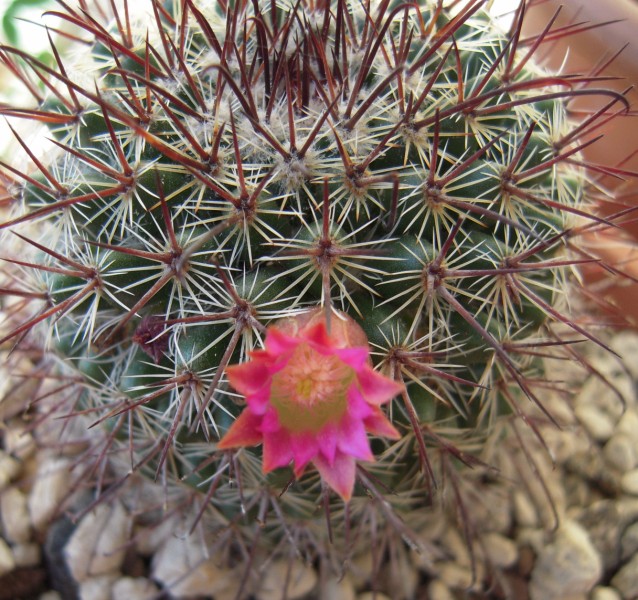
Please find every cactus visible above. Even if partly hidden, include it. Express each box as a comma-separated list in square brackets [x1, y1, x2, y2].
[0, 0, 630, 587]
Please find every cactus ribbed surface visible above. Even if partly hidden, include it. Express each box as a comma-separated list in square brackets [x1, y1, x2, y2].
[0, 0, 628, 581]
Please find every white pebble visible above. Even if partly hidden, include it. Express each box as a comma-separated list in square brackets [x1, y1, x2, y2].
[616, 409, 638, 456]
[319, 575, 356, 600]
[611, 553, 638, 600]
[621, 469, 638, 496]
[3, 425, 36, 460]
[621, 521, 638, 561]
[12, 542, 41, 567]
[440, 528, 471, 568]
[357, 594, 390, 600]
[574, 404, 615, 442]
[603, 432, 637, 472]
[0, 537, 16, 577]
[78, 574, 118, 600]
[529, 520, 602, 599]
[382, 549, 418, 600]
[437, 562, 474, 590]
[482, 532, 518, 568]
[0, 486, 32, 543]
[111, 576, 160, 600]
[578, 375, 628, 419]
[152, 534, 239, 598]
[428, 579, 455, 600]
[64, 501, 130, 582]
[0, 451, 22, 491]
[590, 585, 622, 600]
[133, 516, 176, 557]
[28, 456, 71, 531]
[514, 491, 539, 528]
[257, 560, 317, 600]
[349, 552, 374, 590]
[610, 332, 638, 379]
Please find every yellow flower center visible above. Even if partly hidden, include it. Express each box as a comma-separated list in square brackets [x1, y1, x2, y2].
[270, 342, 354, 433]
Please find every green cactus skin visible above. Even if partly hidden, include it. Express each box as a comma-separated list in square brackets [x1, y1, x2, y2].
[0, 0, 630, 587]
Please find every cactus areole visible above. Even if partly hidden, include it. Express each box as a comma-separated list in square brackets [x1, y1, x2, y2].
[0, 0, 628, 571]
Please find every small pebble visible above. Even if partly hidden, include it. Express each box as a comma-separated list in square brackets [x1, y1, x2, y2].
[621, 469, 638, 496]
[611, 553, 638, 600]
[0, 537, 16, 577]
[529, 520, 602, 599]
[12, 542, 41, 568]
[590, 585, 622, 600]
[574, 404, 615, 442]
[470, 487, 512, 534]
[482, 532, 518, 568]
[319, 575, 356, 600]
[257, 560, 317, 600]
[111, 576, 160, 600]
[440, 528, 471, 568]
[3, 425, 36, 460]
[133, 515, 177, 556]
[616, 409, 638, 455]
[0, 486, 32, 543]
[620, 521, 638, 561]
[437, 562, 474, 590]
[349, 552, 374, 590]
[603, 432, 637, 472]
[382, 549, 418, 600]
[513, 490, 538, 528]
[615, 497, 638, 521]
[152, 534, 239, 598]
[0, 451, 22, 491]
[357, 593, 390, 600]
[427, 579, 455, 600]
[78, 575, 118, 600]
[64, 501, 130, 582]
[27, 457, 71, 531]
[578, 375, 628, 420]
[610, 332, 638, 379]
[576, 500, 624, 573]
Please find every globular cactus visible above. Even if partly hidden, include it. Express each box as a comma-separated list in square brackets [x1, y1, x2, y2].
[0, 0, 630, 586]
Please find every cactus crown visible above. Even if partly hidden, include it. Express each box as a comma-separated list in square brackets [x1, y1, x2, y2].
[0, 0, 628, 578]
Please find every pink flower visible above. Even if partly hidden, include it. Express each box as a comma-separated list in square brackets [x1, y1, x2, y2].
[218, 309, 402, 501]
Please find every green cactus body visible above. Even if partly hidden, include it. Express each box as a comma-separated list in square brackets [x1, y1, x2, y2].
[0, 0, 627, 581]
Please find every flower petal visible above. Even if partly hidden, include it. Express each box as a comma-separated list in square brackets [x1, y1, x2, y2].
[245, 386, 271, 415]
[226, 361, 270, 397]
[337, 414, 374, 461]
[357, 366, 403, 406]
[316, 421, 339, 465]
[346, 386, 374, 419]
[217, 410, 263, 449]
[302, 322, 332, 347]
[334, 346, 369, 369]
[262, 428, 294, 472]
[291, 433, 319, 475]
[263, 327, 300, 357]
[260, 408, 281, 433]
[314, 452, 356, 502]
[364, 406, 401, 439]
